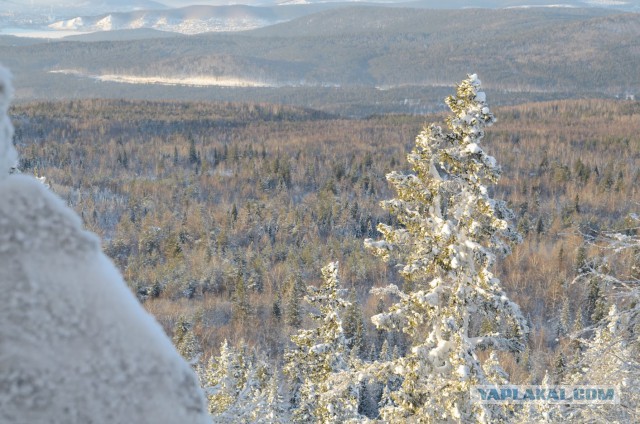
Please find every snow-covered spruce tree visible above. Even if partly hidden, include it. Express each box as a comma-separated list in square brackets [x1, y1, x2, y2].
[254, 372, 289, 424]
[562, 215, 640, 423]
[202, 339, 287, 423]
[172, 315, 202, 363]
[364, 74, 528, 423]
[284, 262, 365, 423]
[515, 371, 562, 423]
[202, 339, 247, 416]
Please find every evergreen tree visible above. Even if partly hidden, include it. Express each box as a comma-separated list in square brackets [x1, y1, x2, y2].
[482, 352, 508, 385]
[188, 135, 199, 165]
[559, 295, 572, 336]
[552, 352, 566, 384]
[172, 315, 201, 363]
[563, 305, 638, 423]
[585, 278, 607, 325]
[364, 74, 528, 423]
[286, 272, 305, 328]
[227, 356, 283, 423]
[232, 271, 250, 324]
[202, 340, 286, 423]
[202, 340, 247, 415]
[562, 214, 640, 422]
[374, 298, 387, 348]
[575, 244, 588, 274]
[284, 262, 365, 423]
[258, 372, 289, 424]
[343, 290, 367, 359]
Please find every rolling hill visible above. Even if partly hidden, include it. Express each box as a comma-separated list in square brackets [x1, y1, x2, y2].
[3, 6, 640, 115]
[46, 4, 336, 34]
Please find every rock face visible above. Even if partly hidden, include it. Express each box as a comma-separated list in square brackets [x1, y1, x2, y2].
[0, 66, 210, 424]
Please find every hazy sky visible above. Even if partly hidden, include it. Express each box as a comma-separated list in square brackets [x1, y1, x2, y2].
[11, 0, 411, 7]
[8, 0, 639, 13]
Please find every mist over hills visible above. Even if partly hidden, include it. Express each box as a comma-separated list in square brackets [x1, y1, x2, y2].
[61, 27, 182, 42]
[3, 6, 640, 115]
[0, 0, 167, 17]
[4, 0, 640, 37]
[45, 3, 344, 34]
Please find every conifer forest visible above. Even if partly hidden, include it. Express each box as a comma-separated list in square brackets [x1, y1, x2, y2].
[7, 69, 639, 422]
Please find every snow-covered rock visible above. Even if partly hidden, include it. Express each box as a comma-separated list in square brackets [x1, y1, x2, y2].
[0, 67, 16, 178]
[0, 66, 209, 424]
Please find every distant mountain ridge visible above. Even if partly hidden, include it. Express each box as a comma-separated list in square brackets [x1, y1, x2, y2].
[33, 0, 640, 35]
[3, 6, 640, 115]
[1, 0, 168, 14]
[48, 5, 283, 34]
[45, 3, 355, 34]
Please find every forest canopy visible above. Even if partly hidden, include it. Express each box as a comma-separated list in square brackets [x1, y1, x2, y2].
[8, 79, 640, 422]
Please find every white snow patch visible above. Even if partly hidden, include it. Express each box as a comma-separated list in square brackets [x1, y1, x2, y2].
[428, 339, 451, 362]
[0, 27, 92, 38]
[278, 0, 311, 4]
[130, 16, 147, 29]
[365, 239, 390, 250]
[310, 343, 331, 354]
[95, 15, 113, 31]
[505, 4, 577, 8]
[47, 14, 275, 35]
[48, 17, 84, 30]
[585, 0, 628, 4]
[457, 364, 469, 378]
[49, 70, 277, 88]
[97, 74, 274, 88]
[464, 143, 482, 154]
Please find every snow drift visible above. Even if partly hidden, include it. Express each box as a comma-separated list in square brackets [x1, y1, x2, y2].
[0, 66, 209, 424]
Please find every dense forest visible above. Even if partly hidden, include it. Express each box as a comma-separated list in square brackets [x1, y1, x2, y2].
[11, 96, 639, 358]
[10, 92, 640, 421]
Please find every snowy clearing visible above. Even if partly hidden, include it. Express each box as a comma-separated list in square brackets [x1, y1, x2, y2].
[0, 27, 92, 39]
[50, 69, 278, 88]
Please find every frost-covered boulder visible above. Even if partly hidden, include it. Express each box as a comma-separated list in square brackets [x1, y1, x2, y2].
[0, 67, 209, 424]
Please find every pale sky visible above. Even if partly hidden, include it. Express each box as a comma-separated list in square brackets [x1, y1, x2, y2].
[7, 0, 638, 14]
[9, 0, 411, 7]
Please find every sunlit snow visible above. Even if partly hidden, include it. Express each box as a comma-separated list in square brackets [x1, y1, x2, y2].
[50, 69, 277, 88]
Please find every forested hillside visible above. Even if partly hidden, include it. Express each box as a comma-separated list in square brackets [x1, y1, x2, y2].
[11, 96, 638, 367]
[4, 7, 640, 115]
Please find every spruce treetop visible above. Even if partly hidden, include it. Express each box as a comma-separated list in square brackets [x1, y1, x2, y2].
[285, 262, 364, 423]
[364, 74, 528, 423]
[367, 74, 520, 288]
